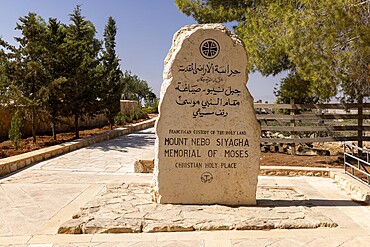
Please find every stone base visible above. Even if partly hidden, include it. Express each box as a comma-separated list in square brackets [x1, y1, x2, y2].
[58, 183, 337, 234]
[134, 160, 154, 173]
[331, 171, 370, 203]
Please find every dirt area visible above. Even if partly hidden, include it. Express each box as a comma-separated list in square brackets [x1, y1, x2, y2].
[0, 126, 110, 158]
[261, 142, 345, 168]
[0, 116, 358, 169]
[261, 152, 343, 168]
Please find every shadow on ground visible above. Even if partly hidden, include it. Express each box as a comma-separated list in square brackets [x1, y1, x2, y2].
[85, 130, 156, 153]
[257, 199, 366, 207]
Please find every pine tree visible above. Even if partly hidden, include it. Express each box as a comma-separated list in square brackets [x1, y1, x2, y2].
[176, 0, 370, 102]
[274, 71, 319, 104]
[5, 13, 48, 143]
[0, 47, 8, 104]
[42, 18, 68, 139]
[61, 5, 102, 138]
[101, 17, 123, 129]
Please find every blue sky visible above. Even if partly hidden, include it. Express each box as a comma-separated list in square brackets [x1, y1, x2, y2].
[0, 0, 282, 102]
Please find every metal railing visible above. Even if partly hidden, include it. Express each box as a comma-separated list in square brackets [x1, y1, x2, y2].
[344, 142, 370, 186]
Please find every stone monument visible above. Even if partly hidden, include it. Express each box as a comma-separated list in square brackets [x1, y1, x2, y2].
[152, 24, 260, 205]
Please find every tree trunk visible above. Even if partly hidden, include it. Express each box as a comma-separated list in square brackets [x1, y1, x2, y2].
[109, 116, 113, 130]
[74, 114, 79, 139]
[51, 121, 57, 140]
[31, 108, 36, 143]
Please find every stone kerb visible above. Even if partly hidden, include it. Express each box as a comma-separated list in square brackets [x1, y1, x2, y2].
[152, 24, 260, 205]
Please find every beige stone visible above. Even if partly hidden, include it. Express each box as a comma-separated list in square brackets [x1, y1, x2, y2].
[134, 159, 154, 173]
[57, 183, 337, 234]
[152, 24, 260, 205]
[58, 219, 84, 234]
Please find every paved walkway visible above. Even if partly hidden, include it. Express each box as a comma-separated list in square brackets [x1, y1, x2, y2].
[0, 127, 370, 246]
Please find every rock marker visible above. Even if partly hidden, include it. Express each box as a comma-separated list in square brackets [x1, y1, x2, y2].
[152, 24, 260, 205]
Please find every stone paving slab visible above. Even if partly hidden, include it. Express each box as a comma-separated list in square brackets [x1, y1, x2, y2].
[58, 183, 337, 234]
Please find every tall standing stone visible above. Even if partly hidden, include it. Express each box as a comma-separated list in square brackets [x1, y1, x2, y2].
[152, 24, 260, 205]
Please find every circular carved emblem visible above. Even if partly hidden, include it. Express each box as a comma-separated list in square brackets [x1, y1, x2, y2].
[200, 39, 220, 59]
[201, 172, 213, 183]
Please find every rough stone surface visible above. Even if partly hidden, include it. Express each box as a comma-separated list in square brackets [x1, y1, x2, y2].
[259, 168, 330, 177]
[58, 183, 337, 234]
[331, 171, 370, 203]
[153, 24, 260, 205]
[134, 160, 154, 173]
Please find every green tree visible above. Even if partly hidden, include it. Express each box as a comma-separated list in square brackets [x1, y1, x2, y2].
[144, 91, 158, 107]
[61, 5, 102, 138]
[274, 70, 319, 104]
[1, 16, 68, 141]
[42, 18, 69, 139]
[0, 45, 9, 104]
[3, 13, 48, 143]
[100, 16, 123, 129]
[121, 70, 154, 103]
[175, 0, 370, 102]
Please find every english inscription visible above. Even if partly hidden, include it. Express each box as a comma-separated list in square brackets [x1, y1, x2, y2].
[163, 129, 250, 170]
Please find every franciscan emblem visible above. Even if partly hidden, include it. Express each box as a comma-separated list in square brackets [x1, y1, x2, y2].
[201, 172, 213, 183]
[200, 39, 220, 59]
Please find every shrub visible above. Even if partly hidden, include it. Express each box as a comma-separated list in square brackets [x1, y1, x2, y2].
[114, 108, 149, 126]
[144, 99, 159, 114]
[138, 109, 148, 119]
[8, 111, 22, 150]
[127, 111, 135, 123]
[114, 112, 126, 126]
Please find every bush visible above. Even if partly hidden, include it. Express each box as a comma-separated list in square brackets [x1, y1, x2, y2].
[114, 107, 149, 126]
[114, 112, 126, 125]
[137, 108, 149, 120]
[144, 98, 159, 114]
[114, 108, 149, 126]
[127, 110, 134, 123]
[8, 111, 22, 150]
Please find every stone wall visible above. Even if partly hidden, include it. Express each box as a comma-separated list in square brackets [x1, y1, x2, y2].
[0, 100, 140, 141]
[120, 100, 139, 115]
[0, 108, 13, 141]
[0, 107, 109, 141]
